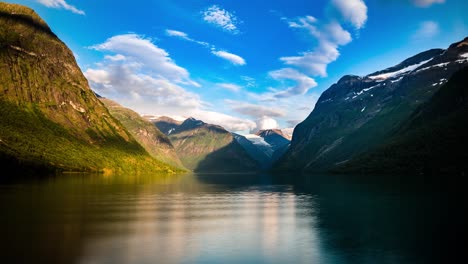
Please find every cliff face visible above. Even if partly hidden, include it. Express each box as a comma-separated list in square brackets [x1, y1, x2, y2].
[0, 3, 177, 174]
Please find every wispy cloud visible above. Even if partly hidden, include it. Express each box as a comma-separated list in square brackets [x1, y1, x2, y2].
[413, 21, 440, 40]
[37, 0, 85, 15]
[281, 17, 352, 77]
[412, 0, 445, 7]
[165, 29, 210, 47]
[217, 83, 242, 92]
[331, 0, 368, 29]
[226, 100, 286, 118]
[212, 50, 246, 65]
[165, 29, 245, 66]
[202, 5, 240, 34]
[269, 68, 318, 98]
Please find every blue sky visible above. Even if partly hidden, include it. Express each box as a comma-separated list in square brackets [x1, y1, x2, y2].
[7, 0, 468, 134]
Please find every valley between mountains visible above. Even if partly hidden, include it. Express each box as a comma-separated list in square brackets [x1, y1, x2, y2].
[1, 2, 467, 176]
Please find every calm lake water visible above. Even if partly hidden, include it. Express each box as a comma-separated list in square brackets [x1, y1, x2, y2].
[0, 173, 465, 264]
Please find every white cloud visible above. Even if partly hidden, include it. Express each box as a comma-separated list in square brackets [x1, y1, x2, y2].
[212, 50, 246, 65]
[85, 34, 205, 120]
[85, 64, 202, 115]
[412, 0, 445, 7]
[413, 21, 440, 39]
[104, 54, 126, 61]
[202, 5, 240, 34]
[226, 100, 286, 118]
[165, 29, 189, 39]
[253, 116, 279, 133]
[37, 0, 85, 15]
[331, 0, 368, 29]
[217, 83, 242, 92]
[90, 34, 199, 86]
[269, 68, 318, 98]
[281, 18, 351, 76]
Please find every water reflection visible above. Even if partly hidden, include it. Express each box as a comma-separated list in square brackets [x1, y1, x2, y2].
[0, 173, 465, 264]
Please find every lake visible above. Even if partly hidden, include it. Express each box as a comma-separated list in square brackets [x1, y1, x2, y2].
[0, 173, 465, 264]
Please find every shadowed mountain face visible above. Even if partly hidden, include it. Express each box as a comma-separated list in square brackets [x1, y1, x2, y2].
[0, 3, 177, 174]
[150, 116, 182, 135]
[154, 117, 259, 172]
[100, 99, 184, 169]
[276, 37, 468, 172]
[233, 129, 291, 169]
[336, 66, 468, 175]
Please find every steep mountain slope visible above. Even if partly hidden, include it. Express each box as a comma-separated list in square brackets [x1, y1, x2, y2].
[276, 37, 468, 172]
[100, 99, 184, 169]
[155, 118, 259, 172]
[336, 66, 468, 174]
[0, 3, 177, 174]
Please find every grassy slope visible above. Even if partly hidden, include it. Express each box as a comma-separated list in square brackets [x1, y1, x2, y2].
[0, 3, 179, 174]
[336, 67, 468, 174]
[100, 98, 185, 169]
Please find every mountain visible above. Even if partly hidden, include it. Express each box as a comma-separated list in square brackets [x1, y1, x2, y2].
[233, 129, 290, 169]
[155, 117, 259, 172]
[150, 116, 181, 135]
[99, 99, 184, 169]
[232, 133, 272, 169]
[256, 129, 290, 160]
[276, 37, 468, 172]
[336, 66, 468, 174]
[0, 3, 178, 174]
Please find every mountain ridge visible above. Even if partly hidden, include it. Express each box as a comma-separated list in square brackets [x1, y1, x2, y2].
[276, 36, 468, 172]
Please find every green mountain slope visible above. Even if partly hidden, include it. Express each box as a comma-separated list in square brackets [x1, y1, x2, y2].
[100, 98, 184, 169]
[0, 3, 178, 174]
[336, 66, 468, 174]
[155, 117, 259, 172]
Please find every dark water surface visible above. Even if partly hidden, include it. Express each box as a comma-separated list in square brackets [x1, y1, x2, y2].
[0, 173, 465, 264]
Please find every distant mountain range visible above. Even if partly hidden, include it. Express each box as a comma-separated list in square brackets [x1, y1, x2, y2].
[153, 117, 259, 172]
[276, 37, 468, 174]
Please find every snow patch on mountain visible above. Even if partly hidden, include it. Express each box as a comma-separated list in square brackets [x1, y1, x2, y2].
[368, 58, 433, 81]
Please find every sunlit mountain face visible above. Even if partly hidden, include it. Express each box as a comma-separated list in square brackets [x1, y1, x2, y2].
[5, 0, 466, 135]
